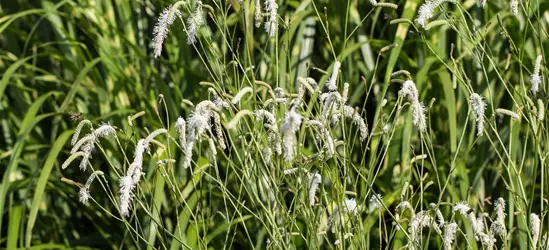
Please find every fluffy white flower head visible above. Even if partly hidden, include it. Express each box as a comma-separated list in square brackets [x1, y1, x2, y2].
[152, 6, 181, 58]
[79, 188, 90, 204]
[416, 0, 456, 28]
[186, 2, 204, 45]
[264, 0, 278, 37]
[368, 193, 383, 212]
[470, 93, 487, 136]
[308, 173, 322, 206]
[510, 0, 518, 16]
[531, 55, 543, 94]
[342, 198, 358, 214]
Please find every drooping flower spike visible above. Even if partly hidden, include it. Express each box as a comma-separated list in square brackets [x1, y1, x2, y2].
[152, 2, 184, 58]
[470, 93, 487, 136]
[186, 1, 204, 45]
[79, 171, 104, 204]
[264, 0, 278, 37]
[416, 0, 457, 28]
[399, 80, 427, 132]
[69, 123, 116, 171]
[119, 129, 167, 217]
[531, 55, 543, 94]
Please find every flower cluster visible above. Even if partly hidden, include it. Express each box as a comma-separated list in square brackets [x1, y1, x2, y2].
[120, 129, 167, 217]
[399, 80, 427, 132]
[416, 0, 456, 28]
[470, 93, 487, 136]
[531, 55, 543, 94]
[69, 121, 116, 171]
[264, 0, 278, 37]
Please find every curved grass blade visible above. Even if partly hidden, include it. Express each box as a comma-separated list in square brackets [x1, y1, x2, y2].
[25, 130, 73, 249]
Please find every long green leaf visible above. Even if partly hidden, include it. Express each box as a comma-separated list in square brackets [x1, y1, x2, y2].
[25, 130, 73, 249]
[0, 56, 34, 102]
[0, 92, 57, 237]
[7, 205, 23, 249]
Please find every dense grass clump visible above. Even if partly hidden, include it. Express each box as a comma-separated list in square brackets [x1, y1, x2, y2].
[1, 0, 548, 249]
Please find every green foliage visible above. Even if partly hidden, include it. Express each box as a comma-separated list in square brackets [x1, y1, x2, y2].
[1, 0, 548, 249]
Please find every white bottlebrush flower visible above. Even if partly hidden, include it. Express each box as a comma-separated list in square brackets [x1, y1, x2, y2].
[538, 99, 545, 121]
[477, 232, 496, 249]
[212, 112, 226, 150]
[307, 120, 335, 157]
[264, 0, 278, 37]
[119, 129, 166, 217]
[454, 201, 476, 224]
[454, 201, 491, 242]
[209, 88, 230, 110]
[531, 213, 541, 248]
[412, 101, 427, 132]
[396, 201, 415, 216]
[430, 203, 445, 227]
[79, 171, 104, 204]
[342, 82, 350, 105]
[470, 93, 487, 136]
[326, 61, 341, 91]
[187, 111, 209, 141]
[510, 0, 518, 16]
[93, 123, 116, 138]
[531, 55, 543, 94]
[320, 91, 342, 122]
[175, 117, 186, 150]
[306, 77, 319, 90]
[290, 84, 306, 107]
[61, 152, 85, 170]
[255, 109, 277, 126]
[254, 0, 262, 27]
[232, 87, 253, 104]
[70, 123, 115, 171]
[274, 87, 286, 98]
[308, 173, 321, 206]
[186, 1, 204, 45]
[152, 5, 181, 58]
[409, 211, 437, 247]
[281, 108, 302, 161]
[490, 198, 507, 239]
[492, 198, 506, 235]
[443, 222, 458, 250]
[119, 176, 134, 217]
[368, 193, 383, 212]
[256, 109, 282, 155]
[490, 221, 506, 240]
[71, 119, 92, 145]
[71, 134, 95, 154]
[78, 188, 90, 204]
[476, 215, 486, 240]
[329, 198, 358, 233]
[342, 105, 369, 141]
[399, 80, 419, 101]
[416, 0, 456, 28]
[343, 198, 358, 214]
[399, 80, 427, 132]
[78, 148, 92, 171]
[184, 100, 222, 168]
[495, 108, 521, 120]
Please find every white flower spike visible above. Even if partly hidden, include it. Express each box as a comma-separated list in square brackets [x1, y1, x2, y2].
[470, 93, 487, 136]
